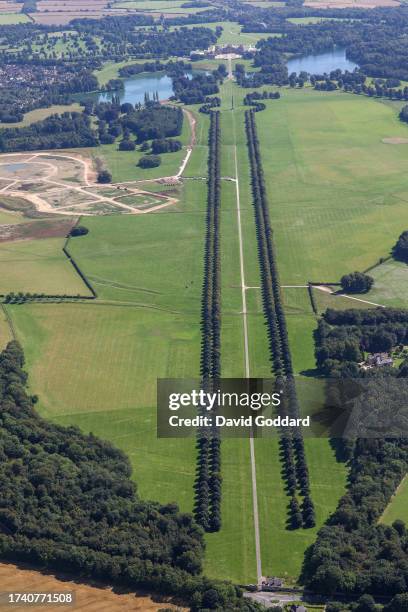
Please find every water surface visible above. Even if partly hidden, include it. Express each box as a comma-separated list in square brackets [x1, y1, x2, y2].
[287, 48, 358, 75]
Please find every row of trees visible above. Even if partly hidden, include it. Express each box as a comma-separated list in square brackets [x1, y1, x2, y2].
[195, 111, 222, 534]
[118, 60, 191, 78]
[199, 96, 221, 115]
[245, 108, 315, 529]
[243, 91, 281, 112]
[313, 70, 408, 102]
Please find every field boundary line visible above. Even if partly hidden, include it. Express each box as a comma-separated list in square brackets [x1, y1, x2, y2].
[62, 217, 97, 299]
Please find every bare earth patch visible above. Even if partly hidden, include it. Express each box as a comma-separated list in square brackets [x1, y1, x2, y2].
[382, 137, 408, 144]
[0, 562, 186, 611]
[0, 217, 76, 242]
[0, 152, 178, 216]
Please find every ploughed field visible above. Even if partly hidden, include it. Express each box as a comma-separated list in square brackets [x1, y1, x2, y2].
[4, 86, 408, 584]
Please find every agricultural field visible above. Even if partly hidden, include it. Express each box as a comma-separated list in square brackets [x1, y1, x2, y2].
[254, 88, 408, 285]
[0, 563, 185, 611]
[365, 259, 408, 307]
[0, 13, 30, 23]
[0, 237, 88, 295]
[1, 103, 83, 128]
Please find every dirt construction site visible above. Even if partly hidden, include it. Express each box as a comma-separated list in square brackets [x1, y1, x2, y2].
[0, 152, 178, 216]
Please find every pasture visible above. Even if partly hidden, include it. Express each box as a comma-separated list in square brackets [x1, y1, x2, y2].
[255, 88, 408, 285]
[10, 301, 199, 505]
[1, 103, 83, 128]
[380, 475, 408, 525]
[366, 258, 408, 307]
[0, 13, 29, 23]
[0, 237, 88, 295]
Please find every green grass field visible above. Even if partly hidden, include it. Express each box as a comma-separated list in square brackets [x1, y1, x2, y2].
[255, 88, 408, 285]
[1, 103, 83, 128]
[366, 258, 408, 307]
[380, 475, 408, 525]
[0, 238, 88, 295]
[0, 13, 29, 24]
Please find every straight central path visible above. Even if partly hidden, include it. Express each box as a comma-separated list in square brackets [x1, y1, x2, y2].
[230, 96, 263, 586]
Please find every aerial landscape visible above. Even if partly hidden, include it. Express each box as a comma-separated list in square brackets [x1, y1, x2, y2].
[2, 0, 408, 610]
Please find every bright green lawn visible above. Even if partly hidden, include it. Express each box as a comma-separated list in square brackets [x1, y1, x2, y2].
[10, 302, 198, 516]
[380, 475, 408, 525]
[9, 84, 394, 585]
[256, 88, 408, 284]
[218, 81, 349, 582]
[255, 437, 348, 582]
[68, 183, 206, 309]
[1, 103, 82, 128]
[0, 238, 87, 295]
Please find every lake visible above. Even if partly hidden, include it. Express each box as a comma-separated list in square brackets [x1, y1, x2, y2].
[287, 48, 358, 75]
[98, 72, 175, 105]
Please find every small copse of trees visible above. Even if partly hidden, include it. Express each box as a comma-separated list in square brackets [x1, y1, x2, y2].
[340, 271, 374, 294]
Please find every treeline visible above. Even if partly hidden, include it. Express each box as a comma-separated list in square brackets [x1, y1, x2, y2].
[243, 91, 281, 112]
[0, 112, 98, 152]
[199, 96, 221, 115]
[0, 340, 263, 612]
[195, 111, 222, 534]
[118, 60, 191, 78]
[304, 308, 408, 601]
[312, 69, 408, 102]
[245, 108, 315, 529]
[122, 104, 183, 143]
[304, 437, 408, 597]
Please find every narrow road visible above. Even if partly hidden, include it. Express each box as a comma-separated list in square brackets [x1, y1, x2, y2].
[231, 103, 262, 586]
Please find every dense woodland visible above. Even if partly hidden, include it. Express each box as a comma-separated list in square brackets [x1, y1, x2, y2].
[172, 67, 226, 105]
[305, 309, 408, 602]
[0, 102, 183, 153]
[0, 112, 98, 152]
[0, 341, 262, 612]
[315, 307, 408, 377]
